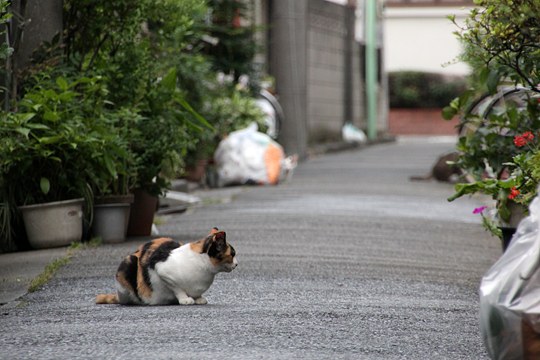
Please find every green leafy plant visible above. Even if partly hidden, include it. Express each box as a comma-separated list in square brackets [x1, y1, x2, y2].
[0, 0, 264, 251]
[202, 0, 259, 82]
[445, 0, 540, 238]
[452, 95, 540, 180]
[0, 75, 131, 248]
[445, 91, 540, 236]
[0, 0, 12, 62]
[448, 0, 540, 93]
[1, 75, 118, 204]
[450, 128, 540, 231]
[131, 67, 212, 196]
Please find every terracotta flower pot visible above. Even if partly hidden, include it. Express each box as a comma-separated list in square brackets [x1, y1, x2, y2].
[127, 189, 158, 236]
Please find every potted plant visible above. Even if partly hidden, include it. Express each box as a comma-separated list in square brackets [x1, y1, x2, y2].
[0, 75, 110, 249]
[89, 108, 137, 243]
[444, 0, 540, 248]
[126, 68, 211, 236]
[450, 126, 540, 248]
[446, 90, 540, 247]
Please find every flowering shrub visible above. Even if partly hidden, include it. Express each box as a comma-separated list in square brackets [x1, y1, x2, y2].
[445, 0, 540, 239]
[450, 128, 540, 236]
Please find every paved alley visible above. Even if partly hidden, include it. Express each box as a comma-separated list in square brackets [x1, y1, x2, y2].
[0, 136, 501, 359]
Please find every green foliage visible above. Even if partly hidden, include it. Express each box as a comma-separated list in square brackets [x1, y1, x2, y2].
[0, 0, 12, 61]
[0, 75, 124, 205]
[0, 75, 135, 248]
[457, 97, 540, 180]
[63, 0, 151, 70]
[60, 0, 212, 196]
[204, 90, 266, 137]
[447, 0, 540, 238]
[451, 0, 540, 92]
[0, 0, 263, 251]
[389, 71, 467, 108]
[130, 67, 211, 196]
[447, 94, 540, 231]
[202, 0, 259, 84]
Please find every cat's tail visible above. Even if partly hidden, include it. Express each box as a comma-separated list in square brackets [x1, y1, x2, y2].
[95, 293, 119, 304]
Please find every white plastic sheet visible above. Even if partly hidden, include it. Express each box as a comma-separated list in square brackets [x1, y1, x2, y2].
[480, 193, 540, 359]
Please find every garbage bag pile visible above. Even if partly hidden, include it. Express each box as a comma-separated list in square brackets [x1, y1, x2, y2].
[480, 190, 540, 359]
[214, 123, 294, 187]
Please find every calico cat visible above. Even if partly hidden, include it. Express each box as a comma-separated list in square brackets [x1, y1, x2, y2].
[95, 228, 237, 305]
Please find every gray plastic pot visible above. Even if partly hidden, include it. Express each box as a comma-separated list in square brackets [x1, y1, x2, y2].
[19, 198, 84, 249]
[92, 203, 131, 243]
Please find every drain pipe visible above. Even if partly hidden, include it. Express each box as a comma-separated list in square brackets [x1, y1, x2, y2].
[365, 0, 378, 140]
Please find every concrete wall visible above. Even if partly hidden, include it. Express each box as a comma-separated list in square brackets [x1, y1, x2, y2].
[269, 0, 309, 158]
[384, 6, 472, 76]
[307, 1, 363, 143]
[269, 0, 368, 157]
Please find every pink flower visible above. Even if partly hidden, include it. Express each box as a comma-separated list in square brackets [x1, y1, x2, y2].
[473, 206, 488, 214]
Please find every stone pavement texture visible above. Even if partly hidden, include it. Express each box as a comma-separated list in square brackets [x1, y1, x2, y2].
[0, 136, 501, 359]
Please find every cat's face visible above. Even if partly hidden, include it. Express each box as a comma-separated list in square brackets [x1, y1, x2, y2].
[206, 229, 238, 273]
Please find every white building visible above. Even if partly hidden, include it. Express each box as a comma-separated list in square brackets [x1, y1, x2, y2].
[384, 0, 474, 76]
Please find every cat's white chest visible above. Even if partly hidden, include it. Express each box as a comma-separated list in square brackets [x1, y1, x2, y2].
[154, 244, 216, 299]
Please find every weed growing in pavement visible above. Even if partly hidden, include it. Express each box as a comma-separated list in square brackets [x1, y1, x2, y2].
[28, 237, 103, 292]
[28, 256, 71, 293]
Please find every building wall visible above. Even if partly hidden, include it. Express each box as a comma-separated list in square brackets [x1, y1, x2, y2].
[307, 1, 365, 143]
[269, 0, 366, 156]
[384, 6, 472, 76]
[268, 0, 390, 157]
[269, 0, 309, 157]
[307, 1, 348, 142]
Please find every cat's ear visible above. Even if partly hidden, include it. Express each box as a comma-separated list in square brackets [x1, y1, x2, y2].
[209, 227, 219, 235]
[213, 231, 226, 248]
[208, 231, 227, 257]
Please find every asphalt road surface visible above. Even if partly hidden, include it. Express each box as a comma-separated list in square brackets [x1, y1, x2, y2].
[0, 136, 501, 359]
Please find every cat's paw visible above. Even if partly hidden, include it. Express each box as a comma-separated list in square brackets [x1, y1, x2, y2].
[194, 296, 208, 305]
[178, 297, 195, 305]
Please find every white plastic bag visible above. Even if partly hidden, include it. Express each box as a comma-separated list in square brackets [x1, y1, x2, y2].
[480, 193, 540, 359]
[214, 123, 285, 187]
[342, 123, 367, 144]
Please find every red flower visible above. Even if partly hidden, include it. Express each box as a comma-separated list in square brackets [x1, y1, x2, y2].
[523, 131, 535, 141]
[514, 135, 527, 147]
[514, 131, 535, 147]
[508, 186, 520, 200]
